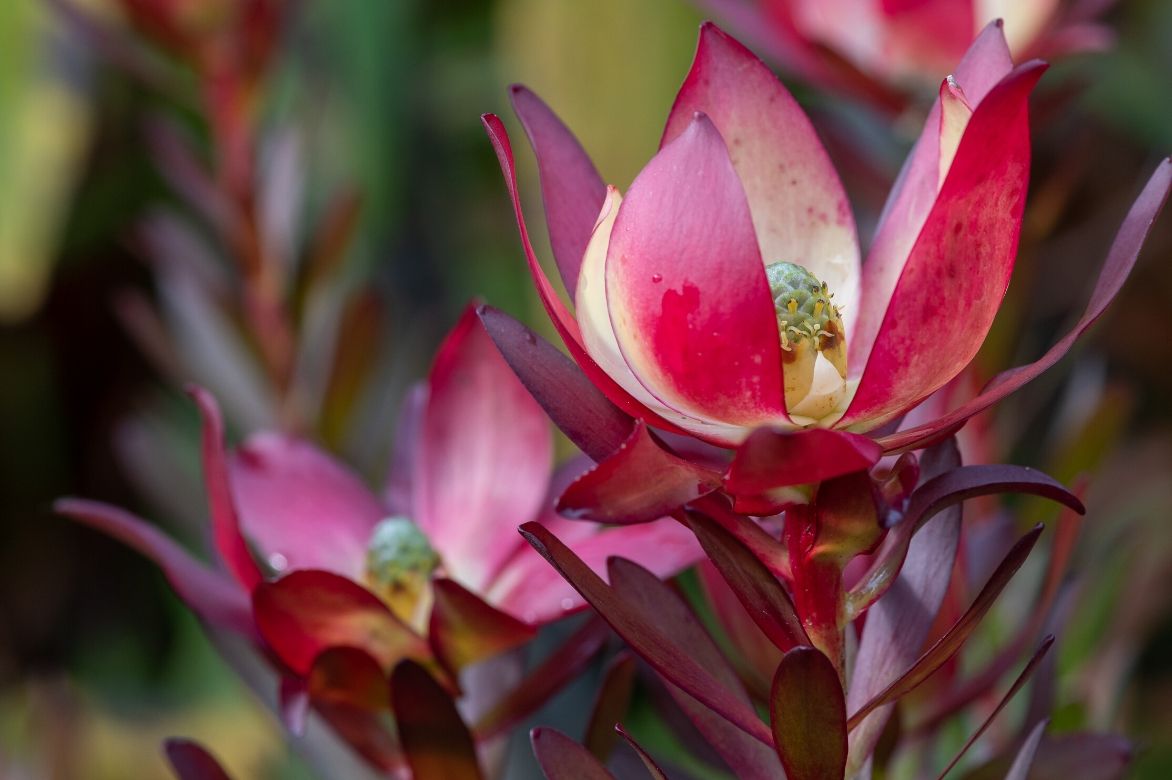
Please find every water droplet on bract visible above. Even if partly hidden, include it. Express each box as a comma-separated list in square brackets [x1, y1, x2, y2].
[560, 598, 574, 610]
[268, 552, 289, 572]
[650, 273, 663, 283]
[523, 332, 536, 346]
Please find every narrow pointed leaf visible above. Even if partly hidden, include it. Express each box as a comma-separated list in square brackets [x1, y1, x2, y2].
[934, 638, 1055, 780]
[55, 498, 253, 636]
[428, 577, 537, 674]
[683, 511, 809, 652]
[585, 653, 639, 761]
[845, 440, 960, 771]
[391, 661, 483, 780]
[531, 728, 615, 780]
[164, 739, 234, 780]
[474, 618, 610, 740]
[509, 85, 606, 291]
[558, 423, 722, 523]
[848, 525, 1044, 730]
[519, 523, 774, 747]
[607, 558, 783, 777]
[770, 647, 847, 780]
[848, 464, 1083, 615]
[477, 305, 633, 462]
[615, 724, 668, 780]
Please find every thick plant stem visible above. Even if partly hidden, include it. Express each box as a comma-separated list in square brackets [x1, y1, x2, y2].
[784, 504, 847, 680]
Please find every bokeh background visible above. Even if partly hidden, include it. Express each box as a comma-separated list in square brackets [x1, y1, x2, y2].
[1, 0, 1170, 777]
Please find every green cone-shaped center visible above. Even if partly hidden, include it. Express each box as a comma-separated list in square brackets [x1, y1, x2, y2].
[765, 262, 847, 411]
[365, 517, 439, 624]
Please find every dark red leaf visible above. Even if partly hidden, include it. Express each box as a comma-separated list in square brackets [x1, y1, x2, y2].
[880, 159, 1172, 453]
[558, 423, 722, 523]
[164, 739, 234, 780]
[391, 661, 483, 780]
[585, 653, 639, 761]
[683, 511, 809, 652]
[473, 617, 610, 740]
[519, 523, 775, 747]
[531, 728, 615, 780]
[726, 427, 882, 495]
[770, 647, 847, 780]
[847, 525, 1044, 730]
[477, 305, 633, 462]
[848, 464, 1082, 616]
[912, 486, 1086, 732]
[252, 570, 432, 677]
[428, 577, 537, 674]
[694, 495, 792, 581]
[54, 498, 254, 636]
[934, 637, 1055, 779]
[606, 557, 783, 778]
[844, 440, 961, 768]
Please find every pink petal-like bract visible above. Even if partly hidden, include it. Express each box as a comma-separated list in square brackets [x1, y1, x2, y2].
[229, 433, 384, 580]
[840, 61, 1046, 429]
[189, 386, 263, 590]
[663, 22, 859, 332]
[412, 305, 552, 589]
[606, 114, 784, 428]
[851, 22, 1014, 370]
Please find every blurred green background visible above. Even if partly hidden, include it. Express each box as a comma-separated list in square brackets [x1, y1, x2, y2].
[0, 0, 1169, 777]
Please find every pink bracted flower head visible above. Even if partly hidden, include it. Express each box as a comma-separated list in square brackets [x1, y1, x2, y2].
[494, 22, 1038, 443]
[483, 21, 1169, 516]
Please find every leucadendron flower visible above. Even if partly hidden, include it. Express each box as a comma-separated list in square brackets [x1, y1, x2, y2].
[482, 21, 1169, 515]
[493, 22, 1039, 445]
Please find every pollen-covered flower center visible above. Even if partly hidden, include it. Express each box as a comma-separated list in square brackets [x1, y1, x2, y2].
[765, 262, 848, 413]
[365, 517, 439, 628]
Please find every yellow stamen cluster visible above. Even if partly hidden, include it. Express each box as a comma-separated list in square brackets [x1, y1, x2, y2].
[765, 262, 848, 411]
